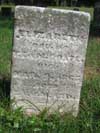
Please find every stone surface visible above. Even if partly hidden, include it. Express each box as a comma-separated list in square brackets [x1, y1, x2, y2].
[11, 6, 90, 116]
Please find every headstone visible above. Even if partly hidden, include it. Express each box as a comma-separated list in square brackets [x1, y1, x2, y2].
[11, 6, 90, 116]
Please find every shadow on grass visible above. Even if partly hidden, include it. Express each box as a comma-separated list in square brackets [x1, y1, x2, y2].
[0, 14, 14, 30]
[0, 76, 11, 100]
[90, 20, 100, 37]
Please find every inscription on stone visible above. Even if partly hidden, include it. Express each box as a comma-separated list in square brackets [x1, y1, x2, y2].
[11, 6, 90, 116]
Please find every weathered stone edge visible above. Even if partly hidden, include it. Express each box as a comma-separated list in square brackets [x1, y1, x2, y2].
[15, 6, 91, 22]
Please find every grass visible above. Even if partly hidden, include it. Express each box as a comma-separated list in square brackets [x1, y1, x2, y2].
[0, 78, 100, 132]
[84, 38, 100, 80]
[0, 17, 13, 77]
[0, 7, 100, 132]
[86, 38, 100, 68]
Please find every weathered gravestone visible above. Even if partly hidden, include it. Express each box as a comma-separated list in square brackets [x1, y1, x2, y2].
[11, 6, 90, 116]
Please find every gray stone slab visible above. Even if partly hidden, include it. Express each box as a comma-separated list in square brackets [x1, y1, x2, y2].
[11, 6, 90, 116]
